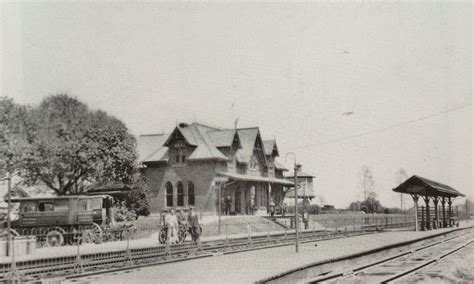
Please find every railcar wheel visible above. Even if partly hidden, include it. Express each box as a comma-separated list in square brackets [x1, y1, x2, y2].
[20, 228, 30, 236]
[158, 227, 167, 244]
[46, 230, 64, 247]
[178, 227, 187, 243]
[82, 223, 103, 244]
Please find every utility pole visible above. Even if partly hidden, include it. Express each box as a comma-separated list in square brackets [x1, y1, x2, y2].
[285, 152, 299, 253]
[294, 163, 299, 252]
[218, 184, 221, 235]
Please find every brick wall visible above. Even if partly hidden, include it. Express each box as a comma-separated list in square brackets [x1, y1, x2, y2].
[143, 160, 227, 214]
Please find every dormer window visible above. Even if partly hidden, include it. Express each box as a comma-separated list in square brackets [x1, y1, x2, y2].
[250, 155, 258, 169]
[173, 139, 186, 165]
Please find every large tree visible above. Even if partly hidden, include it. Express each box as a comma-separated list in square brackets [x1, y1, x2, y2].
[0, 97, 32, 176]
[19, 94, 137, 195]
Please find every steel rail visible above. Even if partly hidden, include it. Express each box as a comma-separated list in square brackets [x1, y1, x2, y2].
[381, 239, 474, 283]
[307, 229, 473, 283]
[0, 227, 378, 282]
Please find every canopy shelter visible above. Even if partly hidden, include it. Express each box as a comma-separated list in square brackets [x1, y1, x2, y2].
[393, 175, 465, 231]
[214, 172, 294, 215]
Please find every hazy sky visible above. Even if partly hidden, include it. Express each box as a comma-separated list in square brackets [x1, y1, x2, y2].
[1, 1, 472, 208]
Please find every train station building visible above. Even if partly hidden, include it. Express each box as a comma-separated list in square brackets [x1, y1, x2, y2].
[138, 122, 294, 215]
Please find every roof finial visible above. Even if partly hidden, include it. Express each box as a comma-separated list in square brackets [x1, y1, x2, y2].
[234, 117, 239, 131]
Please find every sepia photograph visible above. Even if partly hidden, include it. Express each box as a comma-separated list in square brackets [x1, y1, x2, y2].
[1, 1, 472, 283]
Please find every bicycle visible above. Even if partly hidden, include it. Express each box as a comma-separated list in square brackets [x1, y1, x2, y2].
[158, 224, 187, 244]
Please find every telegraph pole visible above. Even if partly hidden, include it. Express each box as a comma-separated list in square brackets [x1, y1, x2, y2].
[294, 163, 299, 252]
[285, 152, 299, 253]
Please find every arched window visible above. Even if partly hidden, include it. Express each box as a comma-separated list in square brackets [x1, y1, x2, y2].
[188, 182, 195, 206]
[177, 182, 184, 207]
[165, 182, 173, 207]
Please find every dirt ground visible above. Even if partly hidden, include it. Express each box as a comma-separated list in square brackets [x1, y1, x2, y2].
[403, 244, 474, 283]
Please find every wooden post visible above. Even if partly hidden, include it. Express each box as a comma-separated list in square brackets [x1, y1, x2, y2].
[441, 197, 447, 228]
[448, 197, 453, 226]
[432, 197, 439, 229]
[411, 194, 419, 231]
[423, 196, 431, 230]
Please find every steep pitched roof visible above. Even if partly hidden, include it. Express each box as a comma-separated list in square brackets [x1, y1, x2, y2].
[236, 128, 259, 164]
[137, 134, 169, 162]
[263, 140, 279, 156]
[208, 129, 239, 147]
[139, 122, 277, 164]
[187, 123, 229, 161]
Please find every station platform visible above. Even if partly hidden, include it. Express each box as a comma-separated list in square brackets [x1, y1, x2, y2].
[77, 220, 474, 284]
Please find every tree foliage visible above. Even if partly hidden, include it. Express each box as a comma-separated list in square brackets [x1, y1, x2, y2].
[125, 174, 151, 218]
[3, 94, 137, 195]
[359, 165, 375, 201]
[0, 97, 32, 176]
[348, 197, 384, 214]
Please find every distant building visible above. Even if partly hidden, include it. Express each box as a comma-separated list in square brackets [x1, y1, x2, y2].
[138, 122, 293, 215]
[284, 165, 315, 204]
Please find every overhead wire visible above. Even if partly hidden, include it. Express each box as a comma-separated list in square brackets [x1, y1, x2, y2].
[293, 102, 473, 151]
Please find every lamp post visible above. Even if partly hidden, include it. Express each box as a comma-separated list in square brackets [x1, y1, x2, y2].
[285, 152, 299, 253]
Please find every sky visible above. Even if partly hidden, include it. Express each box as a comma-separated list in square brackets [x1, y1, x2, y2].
[1, 1, 472, 208]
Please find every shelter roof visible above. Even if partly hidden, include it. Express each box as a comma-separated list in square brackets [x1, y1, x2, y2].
[392, 175, 465, 198]
[274, 159, 289, 171]
[216, 172, 294, 186]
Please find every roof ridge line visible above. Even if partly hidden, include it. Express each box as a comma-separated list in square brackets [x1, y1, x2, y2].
[191, 121, 224, 130]
[237, 127, 259, 130]
[139, 133, 166, 137]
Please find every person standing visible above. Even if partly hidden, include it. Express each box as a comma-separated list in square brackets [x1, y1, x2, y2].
[177, 209, 187, 228]
[165, 209, 179, 244]
[187, 207, 201, 243]
[225, 195, 232, 216]
[269, 199, 275, 217]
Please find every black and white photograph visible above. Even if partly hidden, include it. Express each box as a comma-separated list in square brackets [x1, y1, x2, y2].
[1, 1, 472, 283]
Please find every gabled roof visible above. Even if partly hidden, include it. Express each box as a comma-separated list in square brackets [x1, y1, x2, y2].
[138, 122, 277, 165]
[137, 134, 169, 163]
[208, 129, 240, 148]
[236, 128, 266, 165]
[392, 175, 465, 198]
[263, 140, 279, 157]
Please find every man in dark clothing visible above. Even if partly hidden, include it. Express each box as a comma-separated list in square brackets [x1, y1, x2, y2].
[187, 207, 201, 243]
[224, 195, 232, 215]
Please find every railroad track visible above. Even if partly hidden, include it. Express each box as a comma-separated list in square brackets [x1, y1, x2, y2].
[308, 229, 474, 283]
[0, 227, 376, 282]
